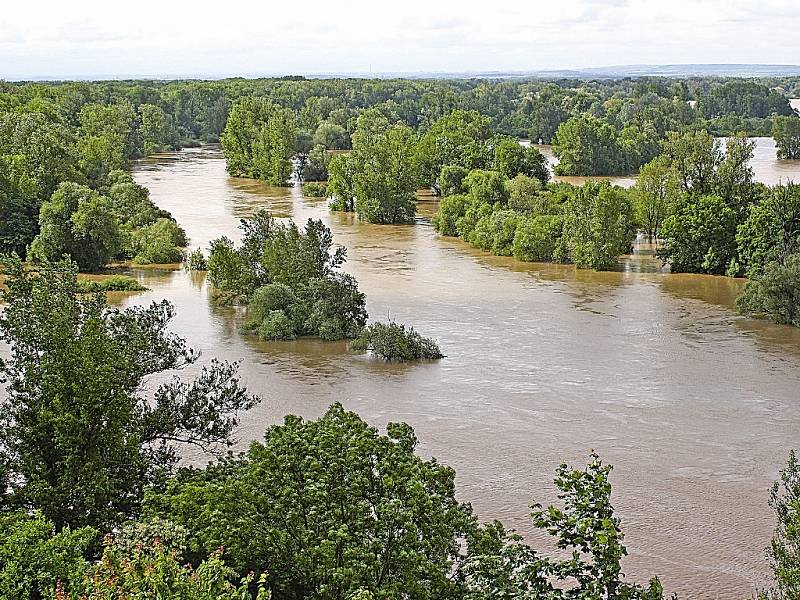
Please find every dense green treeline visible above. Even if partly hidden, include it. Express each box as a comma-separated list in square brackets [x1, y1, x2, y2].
[2, 75, 799, 255]
[431, 128, 800, 327]
[0, 261, 798, 599]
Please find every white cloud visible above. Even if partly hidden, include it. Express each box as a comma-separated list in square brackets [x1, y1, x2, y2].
[1, 0, 798, 78]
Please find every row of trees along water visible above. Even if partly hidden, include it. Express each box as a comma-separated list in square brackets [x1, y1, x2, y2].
[2, 76, 800, 262]
[0, 259, 798, 599]
[220, 98, 800, 329]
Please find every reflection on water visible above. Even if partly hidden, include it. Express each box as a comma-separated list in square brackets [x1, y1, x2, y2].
[120, 147, 800, 599]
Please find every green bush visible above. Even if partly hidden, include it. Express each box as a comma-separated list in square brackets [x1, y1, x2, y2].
[512, 215, 563, 262]
[132, 218, 188, 264]
[737, 254, 800, 327]
[257, 310, 297, 340]
[302, 182, 328, 197]
[302, 274, 368, 340]
[77, 275, 147, 293]
[432, 194, 470, 237]
[184, 248, 208, 271]
[437, 165, 469, 196]
[0, 510, 96, 600]
[351, 321, 443, 361]
[79, 536, 269, 600]
[471, 210, 520, 256]
[659, 194, 738, 274]
[244, 283, 298, 330]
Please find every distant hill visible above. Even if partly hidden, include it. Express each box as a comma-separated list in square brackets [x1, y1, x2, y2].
[385, 64, 800, 80]
[15, 64, 800, 82]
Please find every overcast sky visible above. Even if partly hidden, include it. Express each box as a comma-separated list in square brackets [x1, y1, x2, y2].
[2, 0, 799, 79]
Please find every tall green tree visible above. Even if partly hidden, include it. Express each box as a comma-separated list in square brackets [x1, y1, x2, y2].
[556, 182, 635, 270]
[350, 110, 418, 224]
[633, 155, 676, 239]
[773, 116, 800, 160]
[28, 182, 122, 271]
[221, 97, 297, 185]
[492, 138, 550, 184]
[0, 258, 259, 530]
[659, 194, 738, 274]
[415, 109, 494, 192]
[553, 115, 623, 176]
[144, 403, 476, 600]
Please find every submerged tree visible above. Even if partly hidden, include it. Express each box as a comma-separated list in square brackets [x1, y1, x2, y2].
[773, 116, 800, 160]
[351, 321, 443, 361]
[221, 97, 297, 185]
[0, 257, 259, 531]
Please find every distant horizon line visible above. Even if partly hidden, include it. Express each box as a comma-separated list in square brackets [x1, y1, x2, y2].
[5, 63, 800, 83]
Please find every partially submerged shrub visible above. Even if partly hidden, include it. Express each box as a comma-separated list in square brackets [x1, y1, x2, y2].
[257, 310, 297, 341]
[132, 218, 188, 264]
[512, 214, 563, 262]
[351, 322, 443, 361]
[737, 253, 800, 326]
[184, 248, 208, 271]
[77, 275, 147, 293]
[302, 182, 328, 197]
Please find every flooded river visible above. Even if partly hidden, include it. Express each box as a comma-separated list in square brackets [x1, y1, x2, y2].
[117, 145, 800, 599]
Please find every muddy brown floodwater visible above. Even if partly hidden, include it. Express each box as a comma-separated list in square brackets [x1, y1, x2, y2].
[108, 145, 800, 599]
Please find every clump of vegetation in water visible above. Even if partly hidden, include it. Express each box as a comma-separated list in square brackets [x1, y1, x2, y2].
[301, 181, 328, 197]
[76, 275, 147, 293]
[351, 321, 443, 361]
[432, 169, 634, 271]
[25, 171, 188, 272]
[208, 210, 367, 340]
[184, 248, 208, 271]
[737, 253, 800, 327]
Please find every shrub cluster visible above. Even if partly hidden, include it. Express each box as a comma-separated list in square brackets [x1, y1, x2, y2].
[350, 321, 443, 361]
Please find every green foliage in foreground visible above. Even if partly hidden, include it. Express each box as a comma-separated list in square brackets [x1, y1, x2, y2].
[145, 405, 667, 600]
[76, 275, 147, 293]
[0, 257, 259, 531]
[77, 537, 269, 600]
[764, 450, 800, 600]
[351, 321, 444, 361]
[144, 402, 476, 600]
[0, 511, 96, 600]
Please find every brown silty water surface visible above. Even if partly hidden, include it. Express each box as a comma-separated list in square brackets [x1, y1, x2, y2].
[103, 142, 800, 599]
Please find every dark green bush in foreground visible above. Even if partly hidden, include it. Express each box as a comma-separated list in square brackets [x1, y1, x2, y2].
[351, 321, 443, 361]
